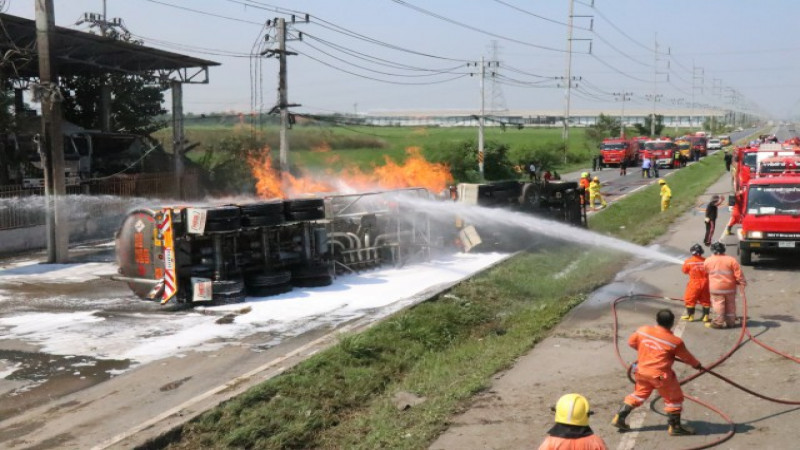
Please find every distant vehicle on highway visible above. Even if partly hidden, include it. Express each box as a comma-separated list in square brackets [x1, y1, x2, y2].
[707, 138, 722, 150]
[719, 135, 731, 146]
[735, 127, 744, 132]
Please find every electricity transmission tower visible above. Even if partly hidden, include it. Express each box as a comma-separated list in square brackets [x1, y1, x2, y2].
[487, 41, 507, 113]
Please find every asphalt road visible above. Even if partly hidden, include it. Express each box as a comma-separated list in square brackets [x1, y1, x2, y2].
[432, 126, 800, 450]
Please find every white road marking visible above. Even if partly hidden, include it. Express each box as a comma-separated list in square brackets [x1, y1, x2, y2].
[617, 319, 687, 450]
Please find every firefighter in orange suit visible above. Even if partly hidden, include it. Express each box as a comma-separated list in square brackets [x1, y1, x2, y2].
[612, 309, 703, 436]
[538, 393, 607, 450]
[579, 172, 591, 205]
[704, 242, 746, 329]
[681, 244, 711, 322]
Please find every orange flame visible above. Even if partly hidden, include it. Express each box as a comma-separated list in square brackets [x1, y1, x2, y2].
[248, 146, 452, 199]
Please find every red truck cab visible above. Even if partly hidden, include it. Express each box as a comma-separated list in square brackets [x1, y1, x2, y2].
[643, 138, 677, 168]
[689, 136, 708, 157]
[600, 137, 637, 167]
[737, 174, 800, 265]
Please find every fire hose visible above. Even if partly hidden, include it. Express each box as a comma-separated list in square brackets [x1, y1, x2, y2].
[611, 285, 799, 449]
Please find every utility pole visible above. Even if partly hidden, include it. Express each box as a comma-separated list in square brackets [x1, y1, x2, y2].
[478, 56, 485, 178]
[171, 80, 184, 199]
[35, 0, 68, 263]
[562, 0, 575, 164]
[651, 34, 658, 137]
[77, 0, 129, 132]
[263, 16, 305, 178]
[691, 64, 704, 130]
[712, 78, 723, 133]
[613, 92, 632, 137]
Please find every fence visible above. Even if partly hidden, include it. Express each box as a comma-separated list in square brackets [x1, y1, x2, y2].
[0, 171, 200, 230]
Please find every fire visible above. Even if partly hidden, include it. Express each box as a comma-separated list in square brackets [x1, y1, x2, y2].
[248, 146, 453, 198]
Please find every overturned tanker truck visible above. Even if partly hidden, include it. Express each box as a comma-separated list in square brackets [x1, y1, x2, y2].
[114, 180, 584, 306]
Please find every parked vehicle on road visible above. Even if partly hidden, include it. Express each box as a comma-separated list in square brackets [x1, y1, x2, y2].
[707, 138, 722, 150]
[644, 138, 678, 168]
[689, 136, 708, 157]
[719, 135, 732, 146]
[736, 175, 800, 265]
[599, 137, 637, 168]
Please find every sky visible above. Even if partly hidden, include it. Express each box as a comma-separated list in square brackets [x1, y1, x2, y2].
[6, 0, 800, 119]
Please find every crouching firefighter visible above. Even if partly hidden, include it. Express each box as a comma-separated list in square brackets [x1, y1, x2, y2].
[539, 393, 607, 450]
[612, 309, 704, 436]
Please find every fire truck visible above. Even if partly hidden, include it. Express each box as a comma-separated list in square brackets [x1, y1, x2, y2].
[675, 138, 692, 160]
[643, 138, 678, 168]
[736, 174, 800, 265]
[689, 135, 708, 157]
[599, 137, 637, 167]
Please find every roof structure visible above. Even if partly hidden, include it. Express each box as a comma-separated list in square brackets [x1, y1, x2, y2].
[0, 13, 219, 83]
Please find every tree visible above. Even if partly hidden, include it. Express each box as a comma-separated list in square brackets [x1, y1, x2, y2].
[0, 84, 18, 184]
[633, 114, 665, 136]
[424, 139, 515, 183]
[60, 74, 166, 135]
[585, 113, 621, 148]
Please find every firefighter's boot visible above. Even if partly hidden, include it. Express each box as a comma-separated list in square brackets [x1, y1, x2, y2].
[612, 403, 633, 432]
[680, 308, 695, 322]
[701, 307, 711, 323]
[667, 413, 695, 436]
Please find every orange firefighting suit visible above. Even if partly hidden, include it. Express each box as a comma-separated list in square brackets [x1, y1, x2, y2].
[538, 432, 607, 450]
[623, 325, 700, 414]
[682, 255, 710, 308]
[704, 254, 746, 327]
[579, 177, 590, 205]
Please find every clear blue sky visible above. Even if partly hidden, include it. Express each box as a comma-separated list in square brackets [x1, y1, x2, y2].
[7, 0, 800, 119]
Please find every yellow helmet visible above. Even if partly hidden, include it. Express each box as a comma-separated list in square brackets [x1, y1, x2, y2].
[554, 393, 591, 426]
[592, 176, 599, 181]
[658, 179, 666, 184]
[581, 172, 589, 178]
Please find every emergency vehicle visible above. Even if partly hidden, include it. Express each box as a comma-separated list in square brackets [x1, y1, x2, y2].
[643, 138, 678, 168]
[689, 135, 708, 157]
[675, 138, 692, 160]
[736, 174, 800, 265]
[599, 137, 637, 167]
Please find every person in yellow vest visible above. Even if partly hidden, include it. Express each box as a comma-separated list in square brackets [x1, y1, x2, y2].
[659, 179, 671, 211]
[589, 176, 607, 209]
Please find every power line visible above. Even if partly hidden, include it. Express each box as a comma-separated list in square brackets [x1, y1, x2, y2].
[590, 54, 650, 83]
[143, 0, 264, 26]
[489, 0, 589, 30]
[388, 0, 570, 53]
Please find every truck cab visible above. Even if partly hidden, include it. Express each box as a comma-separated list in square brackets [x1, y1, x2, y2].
[737, 175, 800, 265]
[599, 138, 635, 167]
[643, 138, 677, 168]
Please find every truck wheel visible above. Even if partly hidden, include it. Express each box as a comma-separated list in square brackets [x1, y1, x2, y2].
[739, 248, 752, 266]
[284, 198, 325, 212]
[292, 264, 333, 287]
[245, 271, 292, 288]
[247, 282, 293, 297]
[204, 279, 246, 305]
[286, 209, 326, 221]
[240, 201, 285, 227]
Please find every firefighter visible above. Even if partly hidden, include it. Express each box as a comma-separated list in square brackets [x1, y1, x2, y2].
[611, 309, 703, 436]
[724, 150, 733, 171]
[704, 195, 723, 246]
[659, 179, 671, 211]
[681, 244, 711, 322]
[539, 393, 607, 450]
[641, 157, 652, 178]
[704, 242, 746, 329]
[724, 190, 744, 236]
[579, 172, 591, 205]
[588, 176, 607, 209]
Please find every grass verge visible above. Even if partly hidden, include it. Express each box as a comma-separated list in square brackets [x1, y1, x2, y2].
[160, 150, 736, 450]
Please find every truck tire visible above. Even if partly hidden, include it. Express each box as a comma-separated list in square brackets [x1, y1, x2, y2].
[739, 248, 752, 266]
[286, 209, 326, 221]
[284, 198, 325, 212]
[240, 201, 285, 227]
[292, 264, 333, 287]
[247, 282, 293, 297]
[205, 279, 246, 305]
[245, 271, 292, 288]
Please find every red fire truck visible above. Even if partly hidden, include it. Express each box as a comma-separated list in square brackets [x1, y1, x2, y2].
[643, 138, 678, 168]
[599, 137, 637, 167]
[736, 174, 800, 265]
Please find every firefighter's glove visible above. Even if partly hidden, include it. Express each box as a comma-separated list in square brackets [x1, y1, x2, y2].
[704, 218, 710, 223]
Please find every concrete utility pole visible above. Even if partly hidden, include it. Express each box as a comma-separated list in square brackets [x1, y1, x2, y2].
[478, 56, 485, 179]
[36, 0, 69, 263]
[562, 0, 575, 164]
[691, 64, 704, 130]
[651, 34, 658, 137]
[614, 92, 632, 138]
[171, 80, 184, 199]
[276, 17, 289, 174]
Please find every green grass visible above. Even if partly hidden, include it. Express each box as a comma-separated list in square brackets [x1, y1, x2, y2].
[158, 130, 749, 450]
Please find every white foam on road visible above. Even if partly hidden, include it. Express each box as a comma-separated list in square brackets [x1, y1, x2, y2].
[0, 252, 508, 370]
[0, 262, 118, 283]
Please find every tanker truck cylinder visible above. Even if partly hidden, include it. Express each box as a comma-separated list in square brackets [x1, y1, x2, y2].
[213, 234, 224, 281]
[313, 227, 328, 256]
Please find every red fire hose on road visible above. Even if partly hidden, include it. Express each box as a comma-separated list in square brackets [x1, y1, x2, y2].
[611, 286, 799, 449]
